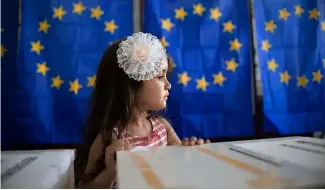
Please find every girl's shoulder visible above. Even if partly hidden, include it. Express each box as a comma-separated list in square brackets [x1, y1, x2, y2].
[151, 116, 172, 132]
[153, 116, 181, 146]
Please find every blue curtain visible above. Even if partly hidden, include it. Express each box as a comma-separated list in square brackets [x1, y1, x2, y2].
[1, 0, 20, 149]
[254, 0, 325, 134]
[2, 0, 133, 148]
[144, 0, 254, 138]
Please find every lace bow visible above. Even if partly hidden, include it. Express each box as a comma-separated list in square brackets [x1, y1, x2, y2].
[117, 32, 167, 81]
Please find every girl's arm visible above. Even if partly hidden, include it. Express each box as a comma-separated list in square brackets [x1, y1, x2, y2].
[79, 168, 115, 189]
[76, 134, 116, 189]
[157, 117, 182, 146]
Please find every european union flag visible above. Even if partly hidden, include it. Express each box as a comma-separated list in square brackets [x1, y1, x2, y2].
[1, 0, 20, 149]
[254, 0, 325, 134]
[144, 0, 254, 138]
[4, 0, 133, 147]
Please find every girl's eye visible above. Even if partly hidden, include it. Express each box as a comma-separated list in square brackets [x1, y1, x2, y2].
[158, 76, 164, 79]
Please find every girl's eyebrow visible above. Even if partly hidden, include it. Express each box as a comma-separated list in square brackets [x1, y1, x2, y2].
[157, 69, 166, 77]
[159, 69, 166, 74]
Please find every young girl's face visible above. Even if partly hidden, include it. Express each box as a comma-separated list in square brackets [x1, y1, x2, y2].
[135, 58, 171, 111]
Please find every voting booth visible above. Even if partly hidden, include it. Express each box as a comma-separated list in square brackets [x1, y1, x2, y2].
[1, 149, 75, 189]
[117, 136, 325, 188]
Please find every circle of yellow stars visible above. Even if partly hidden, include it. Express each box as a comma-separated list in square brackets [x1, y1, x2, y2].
[28, 2, 121, 95]
[3, 3, 325, 93]
[160, 3, 242, 92]
[262, 5, 324, 88]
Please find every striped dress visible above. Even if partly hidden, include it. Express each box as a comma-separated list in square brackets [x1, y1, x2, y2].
[113, 118, 168, 147]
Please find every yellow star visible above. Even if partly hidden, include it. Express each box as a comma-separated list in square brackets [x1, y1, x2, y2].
[294, 5, 304, 16]
[69, 78, 83, 95]
[210, 7, 222, 22]
[321, 21, 325, 32]
[175, 7, 188, 21]
[279, 8, 290, 21]
[87, 75, 96, 87]
[177, 72, 191, 86]
[225, 58, 239, 72]
[161, 18, 174, 32]
[309, 8, 319, 20]
[267, 59, 278, 72]
[1, 28, 3, 32]
[73, 2, 86, 16]
[90, 6, 104, 20]
[38, 19, 51, 34]
[172, 63, 177, 68]
[280, 71, 291, 85]
[104, 20, 119, 34]
[53, 5, 66, 20]
[312, 70, 323, 83]
[229, 38, 242, 52]
[196, 76, 209, 92]
[160, 37, 169, 48]
[297, 75, 309, 88]
[36, 61, 50, 76]
[264, 20, 277, 33]
[51, 75, 64, 89]
[261, 40, 271, 52]
[31, 40, 44, 55]
[1, 44, 8, 58]
[193, 3, 205, 16]
[212, 72, 226, 87]
[223, 21, 236, 33]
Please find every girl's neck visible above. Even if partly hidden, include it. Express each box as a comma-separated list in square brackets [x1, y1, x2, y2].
[129, 107, 148, 129]
[125, 109, 152, 137]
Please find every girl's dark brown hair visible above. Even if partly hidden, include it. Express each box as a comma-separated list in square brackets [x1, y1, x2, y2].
[74, 39, 174, 185]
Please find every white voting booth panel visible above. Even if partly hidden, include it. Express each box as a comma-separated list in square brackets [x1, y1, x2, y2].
[1, 149, 75, 189]
[117, 137, 325, 189]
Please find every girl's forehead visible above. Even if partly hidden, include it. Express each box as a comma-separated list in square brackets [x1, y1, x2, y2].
[160, 57, 168, 71]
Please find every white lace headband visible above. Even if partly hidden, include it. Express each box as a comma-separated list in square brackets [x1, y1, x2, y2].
[116, 32, 167, 81]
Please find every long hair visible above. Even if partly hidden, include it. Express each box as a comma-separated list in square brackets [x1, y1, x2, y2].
[74, 39, 174, 185]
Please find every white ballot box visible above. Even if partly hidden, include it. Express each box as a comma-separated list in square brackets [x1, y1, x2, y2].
[227, 136, 325, 172]
[1, 149, 75, 189]
[116, 137, 325, 189]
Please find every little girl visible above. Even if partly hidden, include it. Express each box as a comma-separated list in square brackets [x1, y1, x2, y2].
[74, 32, 209, 189]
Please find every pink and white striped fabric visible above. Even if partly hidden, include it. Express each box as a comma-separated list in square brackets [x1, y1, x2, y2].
[113, 118, 167, 147]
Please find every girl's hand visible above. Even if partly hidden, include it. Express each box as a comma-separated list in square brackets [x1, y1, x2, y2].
[105, 139, 132, 168]
[181, 137, 211, 146]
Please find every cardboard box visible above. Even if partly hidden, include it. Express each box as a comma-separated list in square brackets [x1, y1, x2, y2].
[117, 137, 325, 188]
[1, 149, 75, 189]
